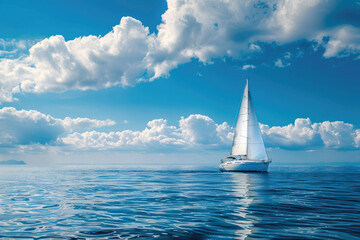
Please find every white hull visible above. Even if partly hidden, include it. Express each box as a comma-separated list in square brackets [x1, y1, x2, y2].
[219, 161, 269, 172]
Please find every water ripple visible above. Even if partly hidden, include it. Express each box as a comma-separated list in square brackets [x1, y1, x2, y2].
[0, 165, 359, 239]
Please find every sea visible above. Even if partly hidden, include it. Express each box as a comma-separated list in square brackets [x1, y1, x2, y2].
[0, 165, 359, 239]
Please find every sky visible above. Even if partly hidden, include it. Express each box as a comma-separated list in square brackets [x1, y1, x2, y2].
[0, 0, 359, 165]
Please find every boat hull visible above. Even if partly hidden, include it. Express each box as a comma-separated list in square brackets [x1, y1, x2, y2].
[219, 161, 269, 172]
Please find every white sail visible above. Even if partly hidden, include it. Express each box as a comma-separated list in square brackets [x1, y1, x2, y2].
[230, 80, 268, 160]
[247, 91, 268, 160]
[231, 81, 249, 156]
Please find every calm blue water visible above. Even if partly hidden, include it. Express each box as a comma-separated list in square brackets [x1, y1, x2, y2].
[0, 165, 359, 239]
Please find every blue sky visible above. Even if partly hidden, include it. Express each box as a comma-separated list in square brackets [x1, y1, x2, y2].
[0, 0, 359, 165]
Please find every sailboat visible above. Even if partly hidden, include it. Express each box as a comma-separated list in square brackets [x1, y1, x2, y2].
[219, 79, 271, 172]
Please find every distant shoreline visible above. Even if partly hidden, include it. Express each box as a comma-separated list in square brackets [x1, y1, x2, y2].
[0, 160, 26, 165]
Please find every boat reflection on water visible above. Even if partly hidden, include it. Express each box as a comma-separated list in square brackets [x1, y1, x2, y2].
[227, 172, 257, 240]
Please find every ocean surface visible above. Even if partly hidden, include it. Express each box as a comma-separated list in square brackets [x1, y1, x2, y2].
[0, 165, 359, 239]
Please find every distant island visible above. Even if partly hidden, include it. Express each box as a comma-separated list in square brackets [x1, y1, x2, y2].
[0, 159, 26, 165]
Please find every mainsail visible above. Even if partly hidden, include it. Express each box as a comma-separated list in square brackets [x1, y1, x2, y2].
[230, 80, 268, 160]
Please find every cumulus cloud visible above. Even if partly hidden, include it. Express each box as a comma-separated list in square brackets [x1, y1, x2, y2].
[63, 119, 184, 151]
[314, 121, 356, 149]
[0, 17, 155, 102]
[0, 108, 358, 151]
[355, 130, 360, 148]
[260, 118, 321, 148]
[62, 116, 359, 152]
[62, 114, 232, 151]
[179, 114, 221, 145]
[261, 118, 359, 150]
[0, 0, 360, 102]
[0, 107, 115, 147]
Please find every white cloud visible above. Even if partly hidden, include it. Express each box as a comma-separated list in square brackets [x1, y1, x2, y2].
[249, 43, 261, 51]
[284, 52, 291, 59]
[0, 107, 115, 146]
[216, 122, 234, 145]
[260, 118, 321, 148]
[0, 0, 359, 102]
[274, 59, 290, 68]
[0, 38, 36, 52]
[314, 121, 356, 149]
[0, 49, 17, 57]
[63, 119, 185, 151]
[179, 114, 230, 146]
[274, 51, 292, 67]
[0, 109, 358, 152]
[355, 129, 360, 148]
[261, 118, 359, 150]
[0, 17, 155, 102]
[0, 39, 38, 61]
[274, 59, 283, 67]
[322, 26, 360, 58]
[62, 114, 232, 151]
[62, 116, 359, 152]
[242, 64, 256, 70]
[61, 117, 115, 132]
[28, 17, 154, 92]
